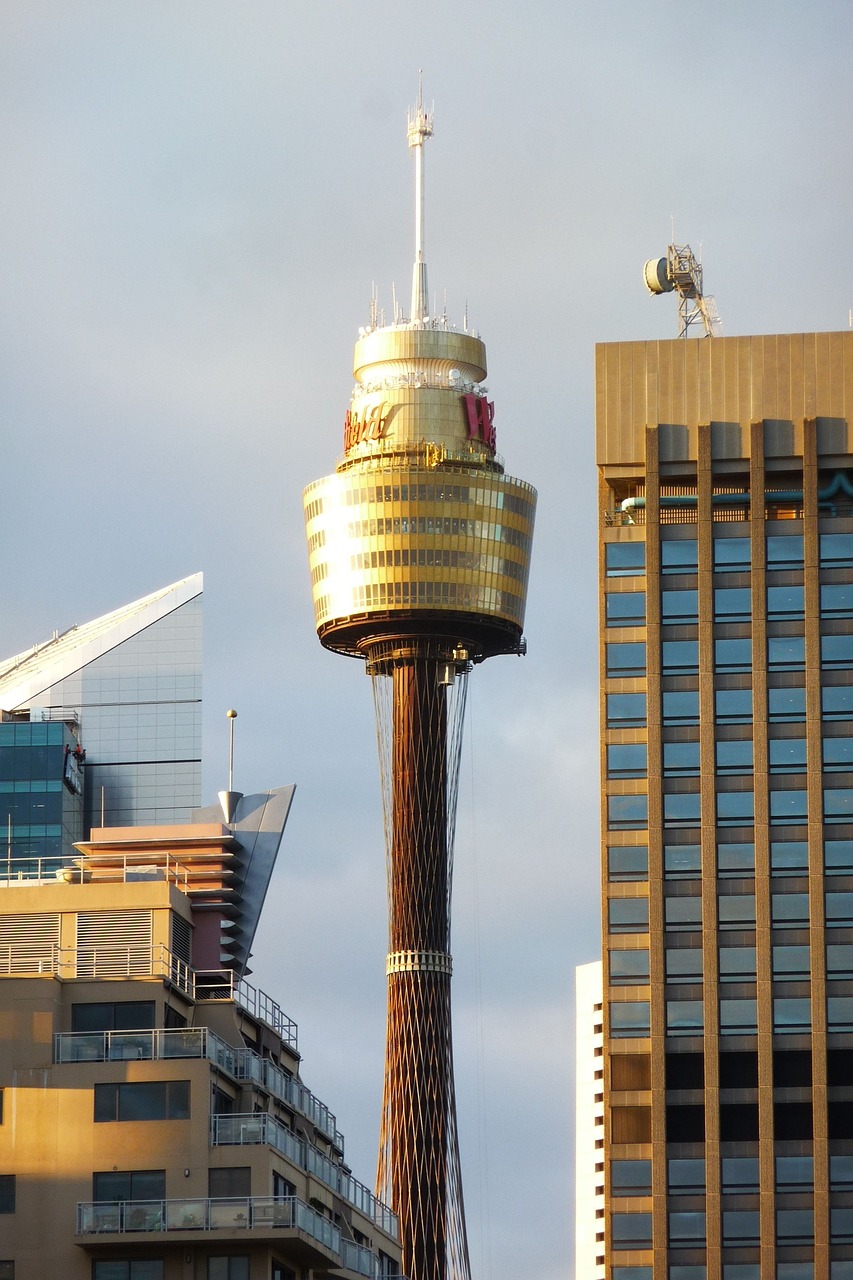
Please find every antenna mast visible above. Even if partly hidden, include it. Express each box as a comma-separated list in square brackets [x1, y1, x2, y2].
[643, 242, 722, 338]
[408, 74, 434, 325]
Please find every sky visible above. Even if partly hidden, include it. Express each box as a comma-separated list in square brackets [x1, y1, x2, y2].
[1, 3, 852, 1277]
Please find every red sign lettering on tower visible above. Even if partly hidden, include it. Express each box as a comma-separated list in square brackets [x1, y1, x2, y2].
[462, 393, 496, 450]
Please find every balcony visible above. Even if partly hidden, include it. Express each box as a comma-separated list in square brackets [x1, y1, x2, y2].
[54, 1026, 343, 1149]
[76, 1196, 381, 1276]
[212, 1113, 397, 1236]
[2, 940, 298, 1049]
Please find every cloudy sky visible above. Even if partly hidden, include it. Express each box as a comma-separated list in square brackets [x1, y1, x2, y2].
[1, 3, 852, 1277]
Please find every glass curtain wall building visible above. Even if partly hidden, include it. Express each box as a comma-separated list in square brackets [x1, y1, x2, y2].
[596, 331, 853, 1280]
[0, 574, 202, 842]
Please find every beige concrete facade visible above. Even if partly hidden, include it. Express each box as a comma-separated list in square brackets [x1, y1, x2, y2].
[0, 830, 401, 1280]
[596, 331, 853, 1280]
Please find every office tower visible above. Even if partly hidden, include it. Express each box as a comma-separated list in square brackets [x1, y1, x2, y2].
[575, 959, 606, 1280]
[0, 786, 403, 1280]
[0, 573, 202, 838]
[304, 95, 536, 1280]
[597, 331, 853, 1280]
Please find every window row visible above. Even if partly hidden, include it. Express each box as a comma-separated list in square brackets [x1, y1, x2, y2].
[607, 685, 853, 726]
[607, 633, 853, 675]
[609, 737, 853, 777]
[609, 890, 853, 930]
[605, 531, 853, 578]
[606, 585, 853, 626]
[608, 788, 853, 829]
[610, 839, 853, 880]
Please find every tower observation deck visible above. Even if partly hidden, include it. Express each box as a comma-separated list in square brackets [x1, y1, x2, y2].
[303, 92, 536, 1280]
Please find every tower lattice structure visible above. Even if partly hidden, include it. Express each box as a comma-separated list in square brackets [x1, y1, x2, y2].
[304, 94, 536, 1280]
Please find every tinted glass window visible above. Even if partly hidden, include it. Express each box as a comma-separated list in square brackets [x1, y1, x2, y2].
[718, 895, 756, 924]
[664, 741, 700, 775]
[772, 840, 808, 871]
[665, 896, 702, 926]
[767, 534, 804, 567]
[661, 540, 698, 573]
[714, 538, 750, 570]
[716, 740, 753, 772]
[664, 844, 701, 875]
[612, 1159, 652, 1193]
[608, 794, 649, 829]
[768, 636, 805, 669]
[772, 945, 810, 976]
[668, 1158, 705, 1190]
[770, 789, 808, 822]
[769, 738, 807, 771]
[827, 892, 853, 922]
[664, 793, 701, 826]
[716, 688, 752, 723]
[607, 693, 647, 727]
[824, 738, 853, 770]
[606, 543, 645, 576]
[768, 585, 805, 617]
[609, 898, 649, 931]
[664, 691, 700, 724]
[666, 1001, 703, 1032]
[609, 950, 650, 983]
[607, 641, 647, 675]
[776, 1155, 814, 1186]
[608, 744, 648, 778]
[826, 839, 853, 872]
[662, 640, 699, 672]
[825, 789, 853, 823]
[772, 892, 810, 923]
[822, 634, 853, 666]
[715, 638, 752, 670]
[665, 948, 703, 978]
[608, 845, 649, 880]
[610, 1004, 651, 1039]
[821, 532, 853, 565]
[774, 998, 811, 1030]
[717, 792, 754, 823]
[718, 842, 755, 873]
[721, 1157, 759, 1188]
[769, 686, 805, 721]
[606, 593, 646, 626]
[822, 584, 853, 616]
[823, 686, 853, 719]
[715, 587, 751, 620]
[719, 946, 756, 978]
[662, 590, 699, 622]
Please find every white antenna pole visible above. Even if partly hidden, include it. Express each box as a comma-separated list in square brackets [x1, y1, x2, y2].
[407, 73, 434, 325]
[227, 709, 237, 792]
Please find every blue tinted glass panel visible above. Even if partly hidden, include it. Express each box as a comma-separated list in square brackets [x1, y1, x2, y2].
[668, 1158, 705, 1189]
[608, 794, 649, 829]
[665, 948, 702, 978]
[610, 1003, 651, 1039]
[821, 532, 853, 566]
[607, 693, 647, 726]
[768, 585, 805, 617]
[822, 584, 853, 617]
[825, 789, 853, 823]
[607, 592, 646, 626]
[769, 686, 805, 720]
[822, 634, 853, 666]
[661, 540, 698, 573]
[668, 1209, 706, 1239]
[715, 587, 751, 619]
[664, 844, 701, 875]
[776, 1154, 814, 1186]
[828, 998, 853, 1027]
[718, 842, 755, 872]
[722, 1209, 760, 1241]
[716, 688, 752, 723]
[717, 792, 754, 823]
[773, 945, 810, 975]
[719, 946, 756, 977]
[824, 738, 853, 770]
[666, 1001, 703, 1032]
[663, 641, 699, 672]
[664, 793, 701, 826]
[767, 534, 804, 567]
[769, 738, 807, 771]
[606, 543, 645, 576]
[714, 537, 750, 570]
[772, 892, 810, 923]
[715, 638, 752, 670]
[608, 845, 649, 880]
[768, 636, 805, 669]
[665, 896, 702, 926]
[612, 1159, 652, 1192]
[608, 744, 648, 778]
[662, 590, 699, 622]
[716, 740, 753, 772]
[664, 691, 700, 724]
[721, 1157, 759, 1188]
[770, 789, 808, 822]
[718, 895, 756, 924]
[826, 839, 853, 872]
[664, 742, 700, 775]
[774, 998, 811, 1030]
[823, 686, 853, 719]
[826, 892, 853, 922]
[612, 1271, 653, 1280]
[720, 1002, 757, 1033]
[610, 950, 650, 983]
[607, 641, 647, 675]
[609, 898, 649, 931]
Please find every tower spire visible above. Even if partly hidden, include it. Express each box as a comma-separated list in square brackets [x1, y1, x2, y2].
[407, 74, 433, 325]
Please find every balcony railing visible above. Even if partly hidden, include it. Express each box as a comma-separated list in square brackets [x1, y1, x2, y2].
[3, 941, 297, 1049]
[76, 1195, 339, 1253]
[54, 1027, 341, 1150]
[212, 1113, 397, 1236]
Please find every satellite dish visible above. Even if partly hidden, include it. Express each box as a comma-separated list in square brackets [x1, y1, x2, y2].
[644, 257, 673, 295]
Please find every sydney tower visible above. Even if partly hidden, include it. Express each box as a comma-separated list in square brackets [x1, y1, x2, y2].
[304, 91, 536, 1280]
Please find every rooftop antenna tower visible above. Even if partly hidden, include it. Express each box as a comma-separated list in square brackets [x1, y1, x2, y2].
[304, 86, 536, 1280]
[644, 242, 722, 337]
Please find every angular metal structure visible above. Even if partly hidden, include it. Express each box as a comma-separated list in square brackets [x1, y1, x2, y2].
[304, 94, 536, 1280]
